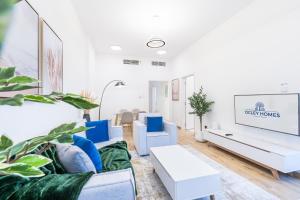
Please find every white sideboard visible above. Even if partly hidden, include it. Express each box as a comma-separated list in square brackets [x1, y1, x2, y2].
[204, 129, 300, 179]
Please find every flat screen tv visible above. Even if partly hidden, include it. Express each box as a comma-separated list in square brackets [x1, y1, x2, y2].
[234, 93, 300, 136]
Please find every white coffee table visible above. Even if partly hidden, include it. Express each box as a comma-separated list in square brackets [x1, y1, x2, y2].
[150, 145, 221, 200]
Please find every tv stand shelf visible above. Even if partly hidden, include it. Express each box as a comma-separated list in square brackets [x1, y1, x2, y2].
[204, 129, 300, 179]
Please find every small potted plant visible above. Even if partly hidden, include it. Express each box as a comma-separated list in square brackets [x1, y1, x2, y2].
[188, 86, 214, 142]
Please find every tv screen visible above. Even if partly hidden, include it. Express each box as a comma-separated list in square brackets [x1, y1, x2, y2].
[234, 94, 299, 136]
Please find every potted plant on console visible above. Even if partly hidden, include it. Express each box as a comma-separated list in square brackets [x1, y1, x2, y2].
[188, 86, 214, 142]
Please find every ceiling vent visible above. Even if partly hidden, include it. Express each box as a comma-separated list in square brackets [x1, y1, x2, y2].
[152, 61, 166, 67]
[123, 59, 140, 65]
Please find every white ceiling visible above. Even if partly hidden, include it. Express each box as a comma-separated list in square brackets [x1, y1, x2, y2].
[72, 0, 253, 60]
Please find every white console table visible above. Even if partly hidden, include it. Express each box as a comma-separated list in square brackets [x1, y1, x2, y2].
[204, 129, 300, 179]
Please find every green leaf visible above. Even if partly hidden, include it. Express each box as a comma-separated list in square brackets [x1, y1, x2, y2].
[0, 163, 45, 177]
[0, 135, 13, 151]
[0, 94, 24, 106]
[0, 67, 15, 80]
[14, 154, 52, 168]
[22, 136, 49, 154]
[49, 123, 77, 135]
[6, 76, 38, 84]
[65, 93, 82, 98]
[47, 92, 64, 100]
[48, 126, 89, 143]
[0, 84, 38, 92]
[0, 152, 6, 163]
[0, 163, 9, 169]
[62, 95, 99, 110]
[24, 95, 55, 104]
[7, 141, 28, 158]
[57, 134, 73, 143]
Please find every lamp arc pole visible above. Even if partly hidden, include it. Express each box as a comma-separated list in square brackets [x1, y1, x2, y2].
[99, 80, 123, 120]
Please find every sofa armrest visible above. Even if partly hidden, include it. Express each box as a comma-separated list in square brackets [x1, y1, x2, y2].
[164, 121, 177, 144]
[133, 120, 147, 156]
[78, 169, 135, 200]
[110, 126, 123, 139]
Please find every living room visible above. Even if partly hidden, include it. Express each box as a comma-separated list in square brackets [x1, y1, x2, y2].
[1, 0, 300, 200]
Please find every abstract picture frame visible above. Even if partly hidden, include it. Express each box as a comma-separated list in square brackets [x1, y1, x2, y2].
[41, 20, 63, 94]
[172, 79, 180, 101]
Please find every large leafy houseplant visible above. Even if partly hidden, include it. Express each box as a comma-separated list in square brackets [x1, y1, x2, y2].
[0, 0, 98, 178]
[188, 86, 214, 132]
[0, 67, 99, 177]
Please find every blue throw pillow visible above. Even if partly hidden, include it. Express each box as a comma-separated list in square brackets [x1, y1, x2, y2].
[73, 135, 102, 172]
[147, 116, 164, 132]
[85, 120, 109, 143]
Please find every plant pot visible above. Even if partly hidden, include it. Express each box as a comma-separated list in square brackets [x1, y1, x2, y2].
[194, 131, 207, 143]
[83, 110, 91, 122]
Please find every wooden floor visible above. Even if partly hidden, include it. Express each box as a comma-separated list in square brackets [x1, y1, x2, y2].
[123, 127, 300, 200]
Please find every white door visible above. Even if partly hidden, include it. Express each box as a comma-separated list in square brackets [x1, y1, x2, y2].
[151, 87, 157, 112]
[185, 76, 195, 130]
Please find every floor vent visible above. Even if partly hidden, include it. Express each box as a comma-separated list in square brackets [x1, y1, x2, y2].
[123, 59, 140, 65]
[152, 61, 166, 67]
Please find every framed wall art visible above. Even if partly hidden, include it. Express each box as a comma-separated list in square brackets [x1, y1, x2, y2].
[172, 79, 179, 101]
[41, 20, 63, 94]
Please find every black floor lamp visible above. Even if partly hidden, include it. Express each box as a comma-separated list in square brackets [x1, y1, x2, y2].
[99, 80, 126, 120]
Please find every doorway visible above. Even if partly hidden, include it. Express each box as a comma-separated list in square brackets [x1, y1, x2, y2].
[184, 75, 195, 130]
[149, 81, 169, 119]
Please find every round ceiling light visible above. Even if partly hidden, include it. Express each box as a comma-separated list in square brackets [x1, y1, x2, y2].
[110, 45, 122, 51]
[147, 38, 166, 48]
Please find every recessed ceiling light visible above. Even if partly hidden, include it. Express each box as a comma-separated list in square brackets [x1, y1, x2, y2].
[110, 45, 122, 51]
[157, 50, 167, 55]
[152, 14, 160, 19]
[147, 38, 165, 48]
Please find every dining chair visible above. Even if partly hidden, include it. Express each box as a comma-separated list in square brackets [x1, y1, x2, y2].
[120, 112, 134, 129]
[132, 109, 140, 120]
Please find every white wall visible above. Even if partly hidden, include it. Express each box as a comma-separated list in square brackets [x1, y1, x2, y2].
[170, 0, 300, 147]
[90, 53, 170, 120]
[0, 0, 95, 143]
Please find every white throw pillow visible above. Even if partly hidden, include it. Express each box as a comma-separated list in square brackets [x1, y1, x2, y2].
[56, 143, 96, 173]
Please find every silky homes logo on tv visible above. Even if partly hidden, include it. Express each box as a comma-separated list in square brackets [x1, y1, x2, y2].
[244, 102, 281, 118]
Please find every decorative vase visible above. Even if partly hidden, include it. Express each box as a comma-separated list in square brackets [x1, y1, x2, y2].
[83, 110, 91, 122]
[195, 131, 206, 142]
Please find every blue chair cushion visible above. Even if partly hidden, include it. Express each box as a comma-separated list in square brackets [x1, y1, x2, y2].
[85, 120, 109, 143]
[73, 135, 102, 172]
[146, 116, 164, 132]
